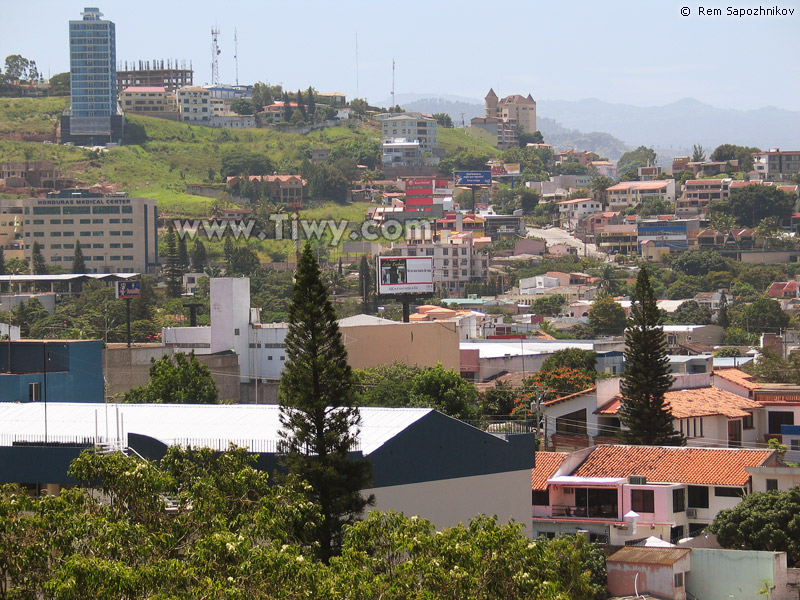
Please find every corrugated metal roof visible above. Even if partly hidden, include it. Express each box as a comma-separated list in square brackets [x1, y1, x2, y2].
[607, 546, 690, 565]
[0, 403, 432, 456]
[460, 341, 594, 359]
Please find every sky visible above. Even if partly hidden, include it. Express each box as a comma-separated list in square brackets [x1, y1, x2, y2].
[3, 0, 800, 111]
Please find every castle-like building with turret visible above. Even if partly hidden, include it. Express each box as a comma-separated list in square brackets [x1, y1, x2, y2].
[471, 89, 537, 150]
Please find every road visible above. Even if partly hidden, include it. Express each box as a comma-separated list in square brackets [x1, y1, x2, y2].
[526, 226, 608, 261]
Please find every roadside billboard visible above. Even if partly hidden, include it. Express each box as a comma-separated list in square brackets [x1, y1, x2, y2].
[115, 280, 141, 300]
[455, 171, 492, 186]
[491, 162, 521, 176]
[376, 256, 434, 295]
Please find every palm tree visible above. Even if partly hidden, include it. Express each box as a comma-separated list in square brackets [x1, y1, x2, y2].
[592, 263, 623, 297]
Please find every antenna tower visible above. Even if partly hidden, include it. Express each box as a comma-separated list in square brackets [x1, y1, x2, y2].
[234, 28, 239, 86]
[355, 33, 359, 99]
[391, 58, 395, 111]
[211, 27, 221, 85]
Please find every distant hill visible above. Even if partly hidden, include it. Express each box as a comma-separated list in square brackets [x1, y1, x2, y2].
[395, 94, 800, 160]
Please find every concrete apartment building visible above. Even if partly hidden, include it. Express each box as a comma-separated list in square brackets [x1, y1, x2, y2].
[379, 113, 438, 153]
[62, 7, 123, 145]
[22, 191, 157, 274]
[117, 61, 193, 94]
[176, 87, 211, 122]
[677, 178, 732, 216]
[607, 180, 676, 210]
[753, 149, 800, 181]
[119, 86, 179, 120]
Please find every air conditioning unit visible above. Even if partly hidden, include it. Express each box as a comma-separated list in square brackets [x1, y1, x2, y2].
[629, 475, 647, 485]
[686, 509, 697, 518]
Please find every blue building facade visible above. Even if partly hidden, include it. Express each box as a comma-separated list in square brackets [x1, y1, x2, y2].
[0, 340, 104, 403]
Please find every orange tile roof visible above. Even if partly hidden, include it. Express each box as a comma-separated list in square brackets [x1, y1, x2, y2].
[714, 368, 761, 391]
[571, 445, 773, 486]
[595, 387, 761, 419]
[531, 452, 569, 490]
[544, 386, 596, 408]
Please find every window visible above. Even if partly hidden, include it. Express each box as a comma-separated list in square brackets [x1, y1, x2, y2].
[93, 231, 103, 236]
[32, 219, 44, 225]
[688, 485, 709, 508]
[769, 411, 794, 434]
[743, 413, 754, 429]
[92, 218, 103, 224]
[80, 231, 91, 237]
[92, 243, 103, 248]
[767, 479, 778, 491]
[79, 218, 91, 224]
[673, 488, 685, 513]
[50, 219, 61, 225]
[532, 489, 549, 506]
[714, 487, 744, 498]
[32, 207, 60, 215]
[122, 231, 133, 236]
[674, 573, 684, 588]
[631, 489, 654, 513]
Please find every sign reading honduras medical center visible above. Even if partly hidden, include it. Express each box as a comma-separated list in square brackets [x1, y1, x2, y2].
[376, 256, 434, 295]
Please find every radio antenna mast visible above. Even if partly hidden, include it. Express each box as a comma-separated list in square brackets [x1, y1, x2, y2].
[234, 28, 239, 86]
[391, 58, 395, 110]
[211, 27, 221, 85]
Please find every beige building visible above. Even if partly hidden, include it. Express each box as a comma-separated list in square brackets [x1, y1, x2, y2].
[0, 199, 24, 260]
[176, 86, 211, 122]
[484, 88, 537, 135]
[379, 113, 438, 153]
[607, 180, 676, 210]
[23, 192, 158, 274]
[119, 86, 179, 119]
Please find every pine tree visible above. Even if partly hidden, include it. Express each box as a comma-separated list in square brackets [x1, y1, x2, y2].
[0, 246, 5, 275]
[72, 240, 86, 274]
[177, 234, 190, 271]
[717, 290, 730, 329]
[32, 242, 47, 274]
[358, 254, 372, 314]
[279, 243, 373, 562]
[307, 86, 316, 118]
[191, 238, 208, 271]
[164, 224, 183, 298]
[296, 89, 306, 119]
[618, 266, 684, 446]
[224, 235, 234, 262]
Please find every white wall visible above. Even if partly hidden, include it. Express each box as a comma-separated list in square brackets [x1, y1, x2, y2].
[210, 278, 250, 379]
[687, 549, 789, 600]
[366, 469, 532, 535]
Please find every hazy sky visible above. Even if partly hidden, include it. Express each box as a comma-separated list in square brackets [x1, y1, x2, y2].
[3, 0, 799, 110]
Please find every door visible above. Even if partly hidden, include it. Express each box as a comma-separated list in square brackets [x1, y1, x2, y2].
[728, 420, 742, 448]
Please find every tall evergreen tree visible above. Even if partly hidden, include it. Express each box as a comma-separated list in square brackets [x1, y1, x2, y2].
[0, 246, 5, 275]
[296, 89, 306, 119]
[358, 255, 372, 314]
[224, 235, 234, 262]
[717, 290, 730, 329]
[164, 224, 183, 298]
[307, 86, 316, 118]
[618, 267, 684, 446]
[279, 243, 373, 562]
[191, 238, 208, 271]
[177, 234, 190, 271]
[72, 240, 86, 273]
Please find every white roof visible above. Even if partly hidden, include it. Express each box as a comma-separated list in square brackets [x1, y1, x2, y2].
[636, 536, 676, 547]
[337, 314, 396, 327]
[0, 403, 432, 456]
[460, 341, 595, 359]
[548, 475, 627, 486]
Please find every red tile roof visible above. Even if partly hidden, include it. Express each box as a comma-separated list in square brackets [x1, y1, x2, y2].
[766, 281, 800, 298]
[571, 445, 773, 486]
[607, 181, 671, 192]
[531, 452, 569, 490]
[595, 387, 761, 419]
[714, 368, 761, 391]
[544, 386, 596, 408]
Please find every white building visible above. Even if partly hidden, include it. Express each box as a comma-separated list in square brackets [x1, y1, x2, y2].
[177, 87, 211, 122]
[379, 113, 438, 153]
[557, 197, 603, 230]
[607, 180, 676, 210]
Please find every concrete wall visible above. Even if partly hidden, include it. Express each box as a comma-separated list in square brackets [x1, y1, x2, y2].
[608, 554, 689, 599]
[340, 321, 460, 371]
[103, 345, 240, 402]
[687, 548, 790, 600]
[366, 468, 532, 533]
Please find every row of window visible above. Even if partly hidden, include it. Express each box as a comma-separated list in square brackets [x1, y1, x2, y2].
[49, 243, 133, 249]
[27, 231, 134, 238]
[49, 256, 134, 262]
[30, 206, 134, 215]
[31, 218, 132, 224]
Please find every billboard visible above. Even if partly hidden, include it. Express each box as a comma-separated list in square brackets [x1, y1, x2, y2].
[115, 280, 141, 299]
[490, 162, 521, 176]
[376, 256, 434, 295]
[455, 171, 492, 186]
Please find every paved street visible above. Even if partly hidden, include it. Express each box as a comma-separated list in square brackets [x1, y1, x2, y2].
[526, 226, 608, 261]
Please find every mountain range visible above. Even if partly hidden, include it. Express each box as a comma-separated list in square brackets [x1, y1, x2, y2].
[387, 94, 800, 161]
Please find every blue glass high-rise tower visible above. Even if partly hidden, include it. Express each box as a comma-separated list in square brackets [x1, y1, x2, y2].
[63, 7, 122, 145]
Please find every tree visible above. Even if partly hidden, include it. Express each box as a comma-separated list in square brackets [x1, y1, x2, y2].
[691, 144, 706, 162]
[164, 224, 183, 298]
[123, 352, 219, 403]
[409, 363, 479, 421]
[592, 263, 623, 297]
[710, 144, 761, 172]
[588, 297, 627, 336]
[618, 267, 684, 446]
[708, 186, 795, 228]
[190, 238, 208, 271]
[31, 241, 47, 274]
[670, 300, 712, 325]
[227, 245, 260, 275]
[480, 380, 518, 416]
[523, 367, 594, 404]
[279, 243, 373, 562]
[220, 149, 275, 178]
[669, 250, 728, 277]
[306, 86, 316, 118]
[177, 234, 190, 271]
[72, 240, 86, 274]
[530, 294, 566, 316]
[0, 246, 5, 276]
[717, 290, 730, 328]
[541, 348, 598, 375]
[230, 98, 256, 115]
[349, 98, 368, 115]
[48, 72, 70, 95]
[735, 297, 790, 334]
[432, 112, 453, 128]
[4, 54, 38, 82]
[358, 255, 373, 313]
[710, 487, 800, 564]
[617, 145, 657, 178]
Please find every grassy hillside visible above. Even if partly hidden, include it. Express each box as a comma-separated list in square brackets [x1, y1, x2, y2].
[0, 97, 69, 136]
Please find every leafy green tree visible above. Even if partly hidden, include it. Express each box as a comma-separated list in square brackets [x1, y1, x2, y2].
[227, 245, 260, 275]
[432, 112, 453, 128]
[710, 144, 761, 172]
[710, 487, 800, 564]
[4, 54, 38, 81]
[123, 352, 219, 403]
[279, 243, 373, 562]
[164, 224, 183, 298]
[327, 139, 381, 170]
[724, 327, 759, 346]
[230, 98, 256, 115]
[358, 255, 373, 313]
[4, 257, 28, 275]
[0, 246, 5, 276]
[349, 98, 368, 115]
[590, 175, 614, 204]
[619, 267, 683, 446]
[708, 185, 795, 228]
[306, 86, 316, 118]
[670, 300, 712, 325]
[735, 297, 789, 334]
[72, 240, 86, 273]
[667, 275, 707, 300]
[541, 348, 598, 374]
[48, 72, 70, 95]
[220, 149, 275, 178]
[530, 294, 566, 316]
[480, 379, 518, 416]
[669, 250, 728, 277]
[588, 297, 627, 336]
[410, 363, 479, 421]
[10, 298, 49, 336]
[617, 145, 657, 178]
[353, 362, 421, 407]
[717, 290, 730, 328]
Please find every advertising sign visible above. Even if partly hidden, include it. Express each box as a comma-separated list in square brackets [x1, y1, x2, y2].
[455, 171, 492, 186]
[490, 162, 521, 176]
[115, 280, 141, 300]
[376, 256, 434, 295]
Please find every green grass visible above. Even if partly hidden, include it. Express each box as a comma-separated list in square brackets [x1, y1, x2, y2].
[439, 127, 499, 155]
[0, 97, 69, 135]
